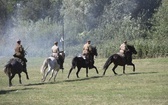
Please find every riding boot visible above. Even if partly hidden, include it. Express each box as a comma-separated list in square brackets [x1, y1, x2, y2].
[57, 59, 63, 69]
[57, 59, 60, 65]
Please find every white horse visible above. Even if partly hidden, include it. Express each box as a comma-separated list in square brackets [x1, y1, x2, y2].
[40, 57, 60, 82]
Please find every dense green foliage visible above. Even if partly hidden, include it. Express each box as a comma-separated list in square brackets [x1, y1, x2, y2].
[0, 0, 167, 58]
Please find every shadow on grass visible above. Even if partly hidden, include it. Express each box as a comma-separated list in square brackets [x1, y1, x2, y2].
[64, 75, 103, 82]
[126, 71, 158, 75]
[24, 82, 45, 86]
[22, 75, 103, 86]
[0, 87, 34, 95]
[100, 71, 158, 77]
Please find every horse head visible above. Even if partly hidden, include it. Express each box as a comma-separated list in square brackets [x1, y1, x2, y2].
[91, 46, 98, 56]
[127, 45, 137, 54]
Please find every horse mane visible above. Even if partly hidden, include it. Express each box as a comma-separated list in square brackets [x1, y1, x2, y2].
[127, 44, 134, 47]
[91, 46, 96, 49]
[127, 44, 134, 49]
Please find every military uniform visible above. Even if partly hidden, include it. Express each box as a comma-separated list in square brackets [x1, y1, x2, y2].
[14, 43, 24, 57]
[119, 41, 128, 55]
[83, 41, 92, 56]
[51, 41, 63, 69]
[119, 41, 129, 63]
[51, 44, 59, 58]
[13, 40, 27, 65]
[82, 40, 93, 68]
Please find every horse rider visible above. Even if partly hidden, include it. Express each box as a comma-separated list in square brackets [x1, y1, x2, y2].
[119, 41, 129, 62]
[82, 40, 93, 68]
[13, 39, 27, 65]
[51, 41, 63, 69]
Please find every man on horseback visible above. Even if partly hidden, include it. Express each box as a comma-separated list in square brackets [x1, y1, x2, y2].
[119, 41, 129, 63]
[82, 40, 93, 68]
[51, 41, 63, 69]
[13, 39, 27, 65]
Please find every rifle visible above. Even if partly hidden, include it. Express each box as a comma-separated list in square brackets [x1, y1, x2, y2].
[23, 46, 29, 55]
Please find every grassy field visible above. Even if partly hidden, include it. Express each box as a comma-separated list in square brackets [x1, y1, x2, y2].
[0, 56, 168, 105]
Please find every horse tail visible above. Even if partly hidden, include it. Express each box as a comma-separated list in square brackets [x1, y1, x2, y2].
[40, 58, 49, 74]
[4, 63, 12, 75]
[103, 55, 113, 70]
[71, 57, 77, 69]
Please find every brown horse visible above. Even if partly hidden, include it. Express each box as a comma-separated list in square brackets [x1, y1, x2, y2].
[4, 58, 29, 87]
[103, 45, 137, 75]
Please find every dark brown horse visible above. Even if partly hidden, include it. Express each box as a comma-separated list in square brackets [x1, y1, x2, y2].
[4, 58, 29, 87]
[103, 45, 137, 75]
[67, 46, 98, 78]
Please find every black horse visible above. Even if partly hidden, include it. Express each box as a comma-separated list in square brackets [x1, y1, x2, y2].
[103, 45, 137, 75]
[58, 51, 65, 71]
[67, 46, 99, 78]
[4, 58, 29, 87]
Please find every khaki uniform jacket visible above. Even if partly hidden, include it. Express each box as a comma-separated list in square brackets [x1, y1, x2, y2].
[119, 43, 128, 54]
[83, 43, 91, 55]
[51, 45, 59, 58]
[15, 44, 24, 57]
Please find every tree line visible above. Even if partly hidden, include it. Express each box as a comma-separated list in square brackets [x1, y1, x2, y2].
[0, 0, 167, 58]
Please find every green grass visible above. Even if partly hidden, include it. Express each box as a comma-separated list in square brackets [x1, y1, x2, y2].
[0, 57, 168, 105]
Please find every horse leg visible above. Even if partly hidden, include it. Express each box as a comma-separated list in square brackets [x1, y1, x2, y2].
[132, 63, 135, 72]
[123, 66, 126, 74]
[103, 68, 107, 76]
[86, 68, 88, 77]
[18, 73, 22, 84]
[112, 65, 118, 75]
[130, 63, 135, 72]
[127, 63, 135, 72]
[53, 70, 59, 82]
[76, 67, 81, 78]
[93, 66, 99, 74]
[67, 67, 73, 78]
[42, 68, 52, 82]
[9, 74, 15, 87]
[23, 70, 29, 80]
[48, 70, 54, 81]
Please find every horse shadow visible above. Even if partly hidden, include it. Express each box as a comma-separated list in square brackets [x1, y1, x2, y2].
[24, 82, 45, 86]
[101, 71, 158, 77]
[0, 88, 34, 95]
[64, 75, 103, 82]
[125, 71, 158, 75]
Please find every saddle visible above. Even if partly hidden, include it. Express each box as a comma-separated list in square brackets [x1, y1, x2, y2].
[117, 52, 125, 57]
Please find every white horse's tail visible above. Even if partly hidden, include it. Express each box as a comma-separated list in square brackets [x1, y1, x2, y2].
[40, 58, 50, 74]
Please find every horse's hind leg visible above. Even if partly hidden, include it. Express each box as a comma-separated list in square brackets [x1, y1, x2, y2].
[18, 73, 22, 84]
[76, 67, 81, 78]
[42, 68, 52, 82]
[48, 70, 54, 81]
[9, 74, 15, 87]
[112, 65, 118, 75]
[53, 70, 59, 82]
[123, 66, 126, 74]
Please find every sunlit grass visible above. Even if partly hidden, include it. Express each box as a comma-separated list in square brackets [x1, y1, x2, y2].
[0, 57, 168, 105]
